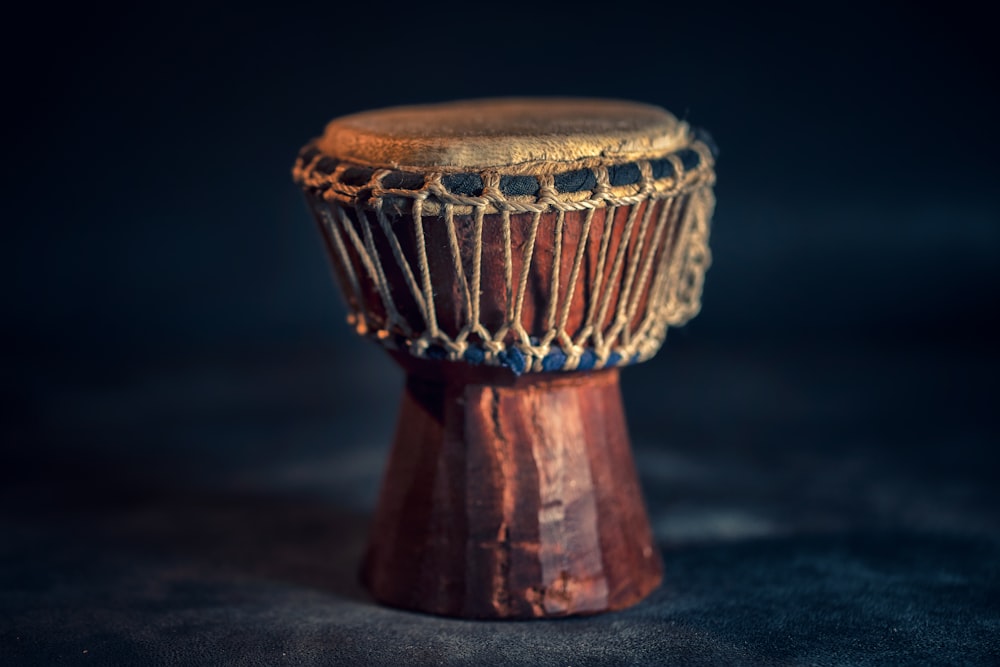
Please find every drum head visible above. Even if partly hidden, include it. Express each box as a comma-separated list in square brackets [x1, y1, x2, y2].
[316, 98, 689, 173]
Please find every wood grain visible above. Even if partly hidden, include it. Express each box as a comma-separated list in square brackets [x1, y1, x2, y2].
[361, 360, 662, 618]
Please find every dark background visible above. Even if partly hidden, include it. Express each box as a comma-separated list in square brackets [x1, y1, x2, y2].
[3, 3, 998, 665]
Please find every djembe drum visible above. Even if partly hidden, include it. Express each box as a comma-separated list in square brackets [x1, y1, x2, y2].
[292, 99, 715, 618]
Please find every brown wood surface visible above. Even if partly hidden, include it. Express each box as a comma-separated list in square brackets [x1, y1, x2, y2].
[361, 361, 662, 618]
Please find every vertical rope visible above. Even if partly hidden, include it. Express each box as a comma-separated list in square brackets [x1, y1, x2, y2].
[412, 197, 441, 345]
[608, 198, 658, 349]
[470, 204, 490, 341]
[664, 193, 699, 321]
[556, 207, 595, 369]
[542, 209, 565, 344]
[673, 186, 714, 322]
[577, 204, 617, 351]
[512, 210, 542, 347]
[444, 203, 473, 346]
[593, 201, 642, 358]
[357, 202, 405, 334]
[334, 206, 386, 335]
[635, 194, 687, 343]
[625, 198, 673, 342]
[492, 208, 514, 348]
[376, 202, 428, 328]
[319, 205, 367, 332]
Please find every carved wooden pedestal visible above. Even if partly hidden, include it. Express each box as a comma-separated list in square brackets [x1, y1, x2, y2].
[361, 358, 662, 618]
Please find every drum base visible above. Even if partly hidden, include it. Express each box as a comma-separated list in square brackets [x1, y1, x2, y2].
[361, 361, 662, 618]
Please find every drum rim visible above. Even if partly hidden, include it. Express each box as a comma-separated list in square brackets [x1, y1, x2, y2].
[293, 140, 715, 216]
[312, 98, 690, 172]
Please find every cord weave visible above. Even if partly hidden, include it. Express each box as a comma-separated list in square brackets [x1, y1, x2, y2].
[294, 142, 715, 373]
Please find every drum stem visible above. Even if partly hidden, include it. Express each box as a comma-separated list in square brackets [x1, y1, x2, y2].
[361, 365, 662, 618]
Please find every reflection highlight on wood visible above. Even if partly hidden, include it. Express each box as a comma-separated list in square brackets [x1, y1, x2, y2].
[362, 363, 662, 618]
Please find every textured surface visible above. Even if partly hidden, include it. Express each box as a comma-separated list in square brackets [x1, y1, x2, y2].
[3, 340, 998, 665]
[363, 368, 661, 618]
[315, 99, 689, 171]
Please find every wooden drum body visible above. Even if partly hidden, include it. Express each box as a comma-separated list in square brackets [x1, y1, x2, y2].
[293, 99, 716, 618]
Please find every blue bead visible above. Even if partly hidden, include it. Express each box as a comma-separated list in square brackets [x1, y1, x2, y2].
[425, 345, 447, 360]
[577, 349, 597, 371]
[463, 346, 485, 365]
[541, 347, 566, 372]
[606, 352, 621, 367]
[498, 347, 526, 375]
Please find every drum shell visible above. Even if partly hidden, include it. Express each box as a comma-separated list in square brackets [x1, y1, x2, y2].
[304, 188, 708, 370]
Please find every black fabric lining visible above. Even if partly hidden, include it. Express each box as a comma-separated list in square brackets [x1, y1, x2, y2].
[304, 144, 709, 195]
[553, 169, 597, 193]
[341, 167, 375, 186]
[649, 158, 675, 180]
[676, 149, 701, 172]
[607, 163, 642, 187]
[499, 175, 540, 196]
[441, 173, 484, 196]
[313, 156, 339, 175]
[381, 171, 425, 190]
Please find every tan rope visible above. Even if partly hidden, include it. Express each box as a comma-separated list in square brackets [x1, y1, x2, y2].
[296, 151, 709, 217]
[556, 206, 595, 370]
[635, 193, 690, 346]
[374, 201, 429, 327]
[624, 198, 673, 341]
[577, 173, 617, 353]
[317, 206, 367, 333]
[333, 206, 385, 335]
[592, 198, 643, 359]
[512, 210, 542, 348]
[443, 203, 473, 350]
[411, 197, 444, 351]
[470, 204, 490, 342]
[543, 208, 565, 343]
[297, 141, 715, 371]
[357, 202, 407, 336]
[609, 193, 658, 350]
[489, 208, 514, 353]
